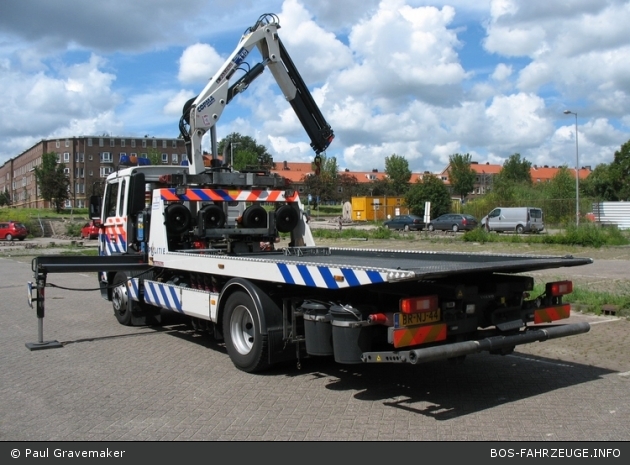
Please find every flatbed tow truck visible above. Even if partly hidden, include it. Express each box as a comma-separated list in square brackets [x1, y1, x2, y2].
[26, 14, 591, 373]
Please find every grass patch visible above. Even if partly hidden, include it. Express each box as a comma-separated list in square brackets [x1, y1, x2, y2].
[59, 248, 99, 256]
[463, 223, 630, 248]
[312, 227, 380, 240]
[65, 223, 83, 237]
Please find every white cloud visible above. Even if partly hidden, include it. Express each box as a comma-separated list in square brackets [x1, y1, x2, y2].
[484, 93, 552, 149]
[278, 0, 354, 83]
[164, 90, 197, 117]
[340, 1, 467, 98]
[2, 0, 630, 176]
[492, 63, 513, 81]
[0, 54, 120, 141]
[178, 43, 225, 84]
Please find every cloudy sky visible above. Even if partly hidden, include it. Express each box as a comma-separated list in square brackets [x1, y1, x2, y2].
[1, 0, 629, 174]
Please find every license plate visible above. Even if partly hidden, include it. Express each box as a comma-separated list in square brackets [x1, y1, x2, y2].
[394, 310, 441, 328]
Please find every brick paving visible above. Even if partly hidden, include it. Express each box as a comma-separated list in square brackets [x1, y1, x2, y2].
[0, 249, 628, 441]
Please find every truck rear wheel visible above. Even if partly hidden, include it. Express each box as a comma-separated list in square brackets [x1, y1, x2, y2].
[222, 292, 269, 373]
[112, 272, 133, 326]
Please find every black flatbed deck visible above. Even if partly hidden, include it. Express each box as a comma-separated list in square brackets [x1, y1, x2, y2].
[254, 246, 594, 279]
[32, 246, 593, 282]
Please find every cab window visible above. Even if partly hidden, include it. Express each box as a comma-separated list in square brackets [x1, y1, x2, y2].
[104, 182, 119, 218]
[118, 180, 126, 217]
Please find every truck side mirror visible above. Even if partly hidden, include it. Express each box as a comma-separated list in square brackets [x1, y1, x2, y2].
[128, 172, 146, 216]
[89, 195, 101, 219]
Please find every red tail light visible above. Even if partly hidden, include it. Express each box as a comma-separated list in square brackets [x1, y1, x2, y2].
[462, 218, 467, 225]
[546, 281, 573, 296]
[400, 295, 438, 314]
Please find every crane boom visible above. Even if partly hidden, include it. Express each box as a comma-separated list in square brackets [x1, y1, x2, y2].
[181, 14, 334, 175]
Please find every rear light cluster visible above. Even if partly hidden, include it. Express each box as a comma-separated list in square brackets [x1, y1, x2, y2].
[529, 280, 574, 324]
[367, 295, 439, 326]
[400, 295, 438, 314]
[547, 281, 573, 296]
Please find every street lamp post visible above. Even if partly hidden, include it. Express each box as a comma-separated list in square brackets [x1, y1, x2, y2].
[563, 110, 579, 226]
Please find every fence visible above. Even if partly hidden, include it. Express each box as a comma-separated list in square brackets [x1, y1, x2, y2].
[592, 202, 630, 230]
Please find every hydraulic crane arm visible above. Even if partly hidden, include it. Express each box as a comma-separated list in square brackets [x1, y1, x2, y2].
[181, 14, 334, 175]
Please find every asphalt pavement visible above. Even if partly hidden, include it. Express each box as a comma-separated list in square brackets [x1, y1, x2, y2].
[0, 238, 628, 441]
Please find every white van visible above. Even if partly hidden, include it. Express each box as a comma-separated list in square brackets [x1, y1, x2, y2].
[481, 207, 544, 233]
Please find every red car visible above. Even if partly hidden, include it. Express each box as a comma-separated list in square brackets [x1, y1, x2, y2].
[0, 221, 28, 241]
[81, 220, 101, 239]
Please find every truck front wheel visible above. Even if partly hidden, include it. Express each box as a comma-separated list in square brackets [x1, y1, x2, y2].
[222, 292, 269, 373]
[112, 272, 133, 326]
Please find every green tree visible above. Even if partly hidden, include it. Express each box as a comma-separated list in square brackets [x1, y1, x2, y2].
[34, 152, 70, 213]
[447, 153, 476, 202]
[302, 153, 339, 204]
[405, 174, 451, 219]
[146, 147, 161, 165]
[321, 156, 339, 180]
[384, 154, 411, 195]
[336, 172, 359, 202]
[545, 166, 577, 200]
[218, 132, 273, 171]
[0, 188, 10, 206]
[492, 153, 532, 200]
[581, 163, 617, 201]
[609, 139, 630, 200]
[496, 153, 532, 184]
[365, 178, 395, 196]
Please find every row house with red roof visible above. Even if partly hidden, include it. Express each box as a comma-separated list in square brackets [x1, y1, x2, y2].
[272, 159, 592, 203]
[437, 161, 592, 202]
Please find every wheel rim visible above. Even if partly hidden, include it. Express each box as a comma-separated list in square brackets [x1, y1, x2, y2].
[112, 281, 128, 316]
[6, 234, 12, 241]
[453, 225, 458, 232]
[230, 304, 255, 355]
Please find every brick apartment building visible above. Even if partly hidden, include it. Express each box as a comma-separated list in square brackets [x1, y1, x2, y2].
[0, 136, 187, 209]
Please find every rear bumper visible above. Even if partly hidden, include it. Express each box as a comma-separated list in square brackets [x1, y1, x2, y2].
[362, 322, 590, 364]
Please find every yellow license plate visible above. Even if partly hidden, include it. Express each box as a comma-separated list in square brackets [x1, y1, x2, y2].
[394, 310, 441, 328]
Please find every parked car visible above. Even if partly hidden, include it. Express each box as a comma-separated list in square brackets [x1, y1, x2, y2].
[427, 213, 478, 232]
[480, 207, 544, 233]
[383, 214, 425, 231]
[81, 219, 102, 239]
[0, 220, 28, 241]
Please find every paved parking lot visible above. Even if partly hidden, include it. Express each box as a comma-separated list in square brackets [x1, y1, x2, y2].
[1, 249, 629, 441]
